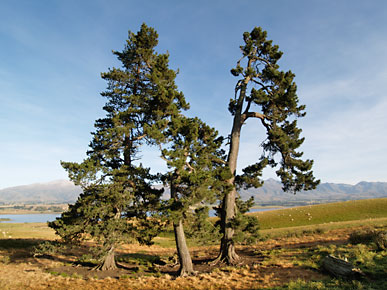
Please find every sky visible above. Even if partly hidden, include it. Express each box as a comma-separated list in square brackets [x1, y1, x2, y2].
[1, 0, 387, 189]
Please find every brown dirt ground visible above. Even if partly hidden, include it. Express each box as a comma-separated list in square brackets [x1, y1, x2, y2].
[0, 227, 355, 290]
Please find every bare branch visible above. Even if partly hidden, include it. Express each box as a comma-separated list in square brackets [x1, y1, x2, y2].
[158, 144, 169, 163]
[243, 97, 253, 115]
[260, 118, 271, 132]
[241, 111, 266, 123]
[251, 79, 273, 94]
[184, 150, 195, 173]
[134, 133, 147, 141]
[185, 161, 195, 173]
[255, 56, 273, 67]
[213, 157, 227, 165]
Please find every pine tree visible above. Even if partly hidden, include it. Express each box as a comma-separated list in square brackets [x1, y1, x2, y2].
[215, 27, 320, 264]
[158, 116, 229, 276]
[49, 24, 188, 270]
[185, 206, 221, 246]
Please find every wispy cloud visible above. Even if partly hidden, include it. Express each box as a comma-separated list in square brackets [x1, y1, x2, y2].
[1, 0, 387, 188]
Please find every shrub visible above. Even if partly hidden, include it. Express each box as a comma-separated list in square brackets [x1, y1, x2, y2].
[349, 229, 387, 250]
[33, 241, 65, 257]
[0, 255, 10, 264]
[185, 206, 221, 245]
[349, 229, 375, 245]
[374, 231, 387, 250]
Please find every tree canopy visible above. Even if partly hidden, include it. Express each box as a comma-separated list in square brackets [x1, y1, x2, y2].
[50, 23, 188, 270]
[215, 27, 320, 264]
[51, 24, 319, 274]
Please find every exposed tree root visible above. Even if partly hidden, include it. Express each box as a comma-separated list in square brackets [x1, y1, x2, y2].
[178, 267, 198, 277]
[92, 247, 117, 271]
[210, 242, 241, 266]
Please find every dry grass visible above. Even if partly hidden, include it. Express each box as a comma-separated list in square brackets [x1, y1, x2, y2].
[0, 223, 56, 240]
[1, 224, 386, 289]
[0, 198, 386, 289]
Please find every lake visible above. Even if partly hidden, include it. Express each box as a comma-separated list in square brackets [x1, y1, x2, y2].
[0, 214, 60, 223]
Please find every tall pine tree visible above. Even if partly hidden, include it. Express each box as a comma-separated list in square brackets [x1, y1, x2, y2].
[215, 27, 320, 264]
[49, 24, 188, 270]
[156, 116, 229, 276]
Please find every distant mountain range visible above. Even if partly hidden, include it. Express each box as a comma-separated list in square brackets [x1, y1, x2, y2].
[0, 180, 82, 204]
[239, 179, 387, 205]
[1, 179, 387, 205]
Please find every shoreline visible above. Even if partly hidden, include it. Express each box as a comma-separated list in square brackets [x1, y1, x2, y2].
[0, 210, 62, 215]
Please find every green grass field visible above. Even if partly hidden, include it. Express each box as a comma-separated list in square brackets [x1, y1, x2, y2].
[0, 222, 56, 239]
[1, 198, 386, 243]
[251, 197, 387, 230]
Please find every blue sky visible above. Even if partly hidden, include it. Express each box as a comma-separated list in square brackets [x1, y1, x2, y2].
[1, 0, 386, 189]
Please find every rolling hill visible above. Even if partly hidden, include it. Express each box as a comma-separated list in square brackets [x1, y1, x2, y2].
[0, 180, 81, 204]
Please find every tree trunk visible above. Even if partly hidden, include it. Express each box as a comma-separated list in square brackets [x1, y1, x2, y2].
[215, 82, 246, 264]
[173, 218, 195, 276]
[216, 187, 240, 264]
[322, 255, 364, 278]
[100, 246, 117, 271]
[170, 179, 195, 276]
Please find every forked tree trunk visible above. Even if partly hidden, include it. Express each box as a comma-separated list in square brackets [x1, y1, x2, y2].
[100, 246, 117, 271]
[173, 218, 195, 276]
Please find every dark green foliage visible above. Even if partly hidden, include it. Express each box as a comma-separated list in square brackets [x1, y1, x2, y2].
[156, 115, 229, 274]
[50, 24, 188, 268]
[160, 116, 228, 219]
[230, 197, 260, 245]
[349, 229, 387, 250]
[218, 28, 319, 260]
[185, 206, 221, 245]
[235, 159, 267, 190]
[118, 253, 163, 264]
[214, 196, 260, 245]
[349, 230, 377, 245]
[231, 27, 319, 193]
[33, 240, 66, 257]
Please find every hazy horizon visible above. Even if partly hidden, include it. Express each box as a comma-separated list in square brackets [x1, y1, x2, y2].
[1, 1, 387, 188]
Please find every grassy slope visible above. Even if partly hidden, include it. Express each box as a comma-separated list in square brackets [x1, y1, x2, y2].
[0, 223, 56, 239]
[1, 198, 386, 242]
[1, 199, 386, 290]
[251, 197, 387, 230]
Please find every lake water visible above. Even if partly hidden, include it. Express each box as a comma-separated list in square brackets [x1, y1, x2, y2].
[0, 214, 60, 223]
[0, 207, 283, 223]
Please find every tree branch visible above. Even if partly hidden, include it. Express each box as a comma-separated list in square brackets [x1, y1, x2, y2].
[158, 144, 169, 163]
[255, 56, 274, 67]
[251, 79, 273, 94]
[184, 150, 195, 173]
[241, 112, 266, 123]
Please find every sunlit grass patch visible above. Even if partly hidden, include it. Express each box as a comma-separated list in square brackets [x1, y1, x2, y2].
[251, 198, 387, 230]
[260, 217, 387, 239]
[280, 278, 368, 290]
[0, 222, 56, 239]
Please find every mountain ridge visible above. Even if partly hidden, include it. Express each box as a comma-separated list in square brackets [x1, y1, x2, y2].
[1, 179, 387, 204]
